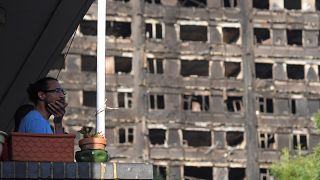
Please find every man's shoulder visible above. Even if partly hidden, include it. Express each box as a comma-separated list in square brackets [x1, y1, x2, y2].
[23, 110, 45, 121]
[19, 110, 53, 134]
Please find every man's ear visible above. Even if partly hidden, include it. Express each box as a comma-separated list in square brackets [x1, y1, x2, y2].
[38, 92, 46, 101]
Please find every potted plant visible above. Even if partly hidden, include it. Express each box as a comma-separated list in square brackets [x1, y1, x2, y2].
[75, 127, 109, 162]
[78, 127, 106, 150]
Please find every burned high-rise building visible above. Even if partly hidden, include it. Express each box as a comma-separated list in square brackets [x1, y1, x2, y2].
[48, 0, 320, 179]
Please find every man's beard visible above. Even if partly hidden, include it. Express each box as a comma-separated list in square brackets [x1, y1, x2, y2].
[44, 100, 52, 115]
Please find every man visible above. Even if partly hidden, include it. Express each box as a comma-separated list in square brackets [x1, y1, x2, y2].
[18, 77, 68, 134]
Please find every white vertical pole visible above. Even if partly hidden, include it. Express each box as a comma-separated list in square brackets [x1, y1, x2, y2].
[96, 0, 106, 136]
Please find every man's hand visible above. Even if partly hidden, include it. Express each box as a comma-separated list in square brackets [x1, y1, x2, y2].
[48, 101, 68, 123]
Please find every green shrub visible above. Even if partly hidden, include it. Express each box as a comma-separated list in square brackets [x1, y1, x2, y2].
[271, 112, 320, 179]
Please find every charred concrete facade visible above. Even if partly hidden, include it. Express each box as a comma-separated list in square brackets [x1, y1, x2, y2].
[48, 0, 320, 179]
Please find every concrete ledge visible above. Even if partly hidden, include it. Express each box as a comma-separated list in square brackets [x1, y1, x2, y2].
[0, 161, 153, 179]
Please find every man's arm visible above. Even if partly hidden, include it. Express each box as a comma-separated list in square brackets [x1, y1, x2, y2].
[53, 122, 64, 134]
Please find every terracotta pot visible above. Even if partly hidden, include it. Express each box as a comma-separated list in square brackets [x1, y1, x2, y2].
[79, 137, 106, 150]
[10, 132, 75, 162]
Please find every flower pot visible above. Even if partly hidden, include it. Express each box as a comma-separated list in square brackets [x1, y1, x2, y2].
[78, 137, 106, 150]
[9, 132, 75, 162]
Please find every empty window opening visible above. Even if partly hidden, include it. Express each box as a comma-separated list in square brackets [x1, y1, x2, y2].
[115, 56, 132, 74]
[255, 63, 273, 79]
[284, 0, 301, 10]
[155, 24, 162, 39]
[83, 91, 96, 107]
[178, 0, 207, 8]
[119, 128, 125, 143]
[182, 130, 211, 147]
[183, 95, 209, 112]
[115, 0, 129, 2]
[223, 0, 237, 7]
[287, 29, 302, 46]
[128, 128, 134, 142]
[153, 166, 166, 180]
[80, 20, 97, 35]
[319, 30, 320, 46]
[145, 0, 161, 4]
[290, 99, 297, 114]
[229, 168, 246, 180]
[225, 62, 241, 78]
[257, 97, 273, 113]
[80, 20, 131, 37]
[81, 55, 97, 72]
[254, 28, 270, 44]
[118, 127, 134, 144]
[293, 134, 308, 150]
[223, 27, 240, 43]
[287, 64, 304, 80]
[181, 60, 209, 77]
[118, 92, 133, 108]
[317, 0, 320, 11]
[147, 58, 163, 74]
[184, 166, 212, 180]
[106, 21, 131, 38]
[259, 133, 275, 149]
[318, 65, 320, 79]
[149, 129, 166, 145]
[253, 0, 269, 9]
[145, 23, 163, 39]
[226, 96, 243, 112]
[149, 94, 165, 109]
[180, 25, 208, 42]
[226, 131, 244, 147]
[145, 24, 154, 39]
[260, 168, 272, 180]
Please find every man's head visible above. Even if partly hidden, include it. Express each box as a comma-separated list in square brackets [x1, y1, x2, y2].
[27, 77, 66, 106]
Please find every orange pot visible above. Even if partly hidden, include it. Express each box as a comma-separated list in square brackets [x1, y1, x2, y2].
[10, 132, 75, 162]
[79, 137, 107, 150]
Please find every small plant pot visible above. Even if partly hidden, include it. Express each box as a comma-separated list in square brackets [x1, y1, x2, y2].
[79, 137, 106, 150]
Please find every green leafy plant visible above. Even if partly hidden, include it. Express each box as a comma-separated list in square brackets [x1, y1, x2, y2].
[271, 112, 320, 179]
[79, 127, 104, 138]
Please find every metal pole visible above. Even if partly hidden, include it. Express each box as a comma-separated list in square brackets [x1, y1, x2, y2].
[96, 0, 106, 136]
[239, 0, 259, 179]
